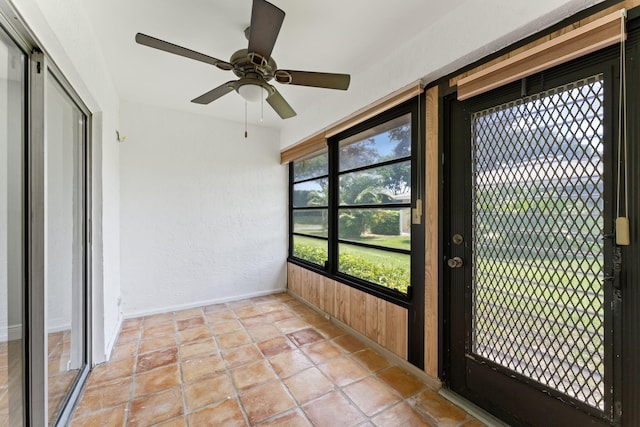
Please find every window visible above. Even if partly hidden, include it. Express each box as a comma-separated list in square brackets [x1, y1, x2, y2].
[289, 99, 420, 300]
[291, 150, 329, 266]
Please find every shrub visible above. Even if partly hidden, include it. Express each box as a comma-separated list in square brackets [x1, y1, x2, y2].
[339, 213, 364, 238]
[293, 243, 327, 266]
[338, 252, 409, 293]
[370, 210, 400, 235]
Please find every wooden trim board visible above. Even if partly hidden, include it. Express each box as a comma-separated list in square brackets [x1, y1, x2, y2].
[424, 86, 439, 378]
[457, 9, 625, 100]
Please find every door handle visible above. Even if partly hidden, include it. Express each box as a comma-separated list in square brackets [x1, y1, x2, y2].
[447, 257, 463, 268]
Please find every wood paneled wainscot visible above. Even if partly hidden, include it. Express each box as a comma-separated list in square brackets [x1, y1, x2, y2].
[287, 263, 408, 360]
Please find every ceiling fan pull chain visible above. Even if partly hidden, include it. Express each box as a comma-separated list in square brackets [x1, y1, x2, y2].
[245, 99, 248, 138]
[261, 96, 264, 123]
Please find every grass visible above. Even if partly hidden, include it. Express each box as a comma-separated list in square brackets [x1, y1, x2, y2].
[296, 227, 410, 250]
[345, 234, 410, 250]
[339, 242, 409, 268]
[473, 255, 606, 387]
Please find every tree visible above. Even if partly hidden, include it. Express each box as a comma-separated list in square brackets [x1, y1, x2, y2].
[340, 138, 379, 170]
[379, 125, 411, 195]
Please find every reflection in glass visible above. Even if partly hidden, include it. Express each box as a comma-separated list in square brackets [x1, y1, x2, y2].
[339, 161, 411, 206]
[293, 151, 328, 181]
[293, 235, 327, 266]
[338, 243, 410, 294]
[46, 76, 86, 425]
[293, 209, 328, 238]
[339, 113, 411, 172]
[338, 208, 411, 250]
[293, 178, 328, 208]
[0, 28, 26, 427]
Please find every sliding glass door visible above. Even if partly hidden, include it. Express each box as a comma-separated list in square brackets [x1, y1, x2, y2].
[0, 24, 26, 427]
[0, 7, 92, 424]
[45, 73, 89, 425]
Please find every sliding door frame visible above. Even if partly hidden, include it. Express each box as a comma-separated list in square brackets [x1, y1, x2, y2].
[0, 2, 93, 425]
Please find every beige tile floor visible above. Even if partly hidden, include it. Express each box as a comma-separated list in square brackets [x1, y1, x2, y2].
[70, 292, 484, 426]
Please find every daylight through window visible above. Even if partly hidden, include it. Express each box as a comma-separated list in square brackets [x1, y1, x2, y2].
[290, 100, 418, 298]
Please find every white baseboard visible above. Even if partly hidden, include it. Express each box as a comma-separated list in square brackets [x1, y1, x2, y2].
[1, 321, 78, 343]
[0, 323, 23, 342]
[1, 321, 75, 343]
[122, 288, 287, 320]
[47, 322, 72, 334]
[102, 312, 123, 364]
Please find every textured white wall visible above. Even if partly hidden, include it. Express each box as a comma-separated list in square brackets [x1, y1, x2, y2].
[279, 0, 604, 148]
[12, 0, 122, 362]
[119, 100, 287, 316]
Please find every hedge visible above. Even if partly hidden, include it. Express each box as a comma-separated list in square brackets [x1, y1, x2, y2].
[370, 210, 400, 235]
[293, 243, 409, 294]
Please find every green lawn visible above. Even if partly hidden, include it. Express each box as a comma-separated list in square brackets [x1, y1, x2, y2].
[345, 234, 410, 250]
[297, 228, 410, 250]
[339, 241, 409, 267]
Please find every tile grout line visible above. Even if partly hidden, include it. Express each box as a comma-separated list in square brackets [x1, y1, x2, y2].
[259, 298, 315, 426]
[255, 309, 314, 426]
[73, 293, 477, 426]
[123, 318, 142, 427]
[174, 309, 189, 426]
[234, 302, 262, 426]
[204, 301, 251, 426]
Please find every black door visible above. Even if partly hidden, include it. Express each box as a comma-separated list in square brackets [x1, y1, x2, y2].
[445, 55, 621, 426]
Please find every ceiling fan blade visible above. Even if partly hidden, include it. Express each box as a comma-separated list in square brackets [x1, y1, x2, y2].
[266, 88, 296, 119]
[191, 82, 237, 104]
[136, 33, 234, 71]
[247, 0, 285, 62]
[275, 70, 350, 90]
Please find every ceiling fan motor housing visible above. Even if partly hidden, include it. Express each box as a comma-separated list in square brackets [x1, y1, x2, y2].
[230, 49, 277, 82]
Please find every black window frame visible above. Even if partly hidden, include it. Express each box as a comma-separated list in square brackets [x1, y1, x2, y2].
[290, 151, 330, 268]
[288, 97, 424, 308]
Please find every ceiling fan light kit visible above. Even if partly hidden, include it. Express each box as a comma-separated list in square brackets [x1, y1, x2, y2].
[135, 0, 351, 120]
[237, 83, 268, 102]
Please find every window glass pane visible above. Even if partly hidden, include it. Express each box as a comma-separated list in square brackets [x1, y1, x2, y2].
[338, 208, 411, 250]
[339, 161, 411, 206]
[338, 243, 410, 294]
[0, 28, 26, 427]
[293, 235, 327, 266]
[293, 151, 328, 181]
[293, 178, 328, 208]
[293, 209, 328, 238]
[339, 113, 411, 171]
[46, 76, 87, 425]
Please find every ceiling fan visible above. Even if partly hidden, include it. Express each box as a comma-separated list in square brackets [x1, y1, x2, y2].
[135, 0, 351, 119]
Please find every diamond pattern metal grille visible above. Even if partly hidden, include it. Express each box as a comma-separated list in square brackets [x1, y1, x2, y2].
[471, 75, 605, 410]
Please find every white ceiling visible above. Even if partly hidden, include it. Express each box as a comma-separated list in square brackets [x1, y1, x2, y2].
[78, 0, 463, 130]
